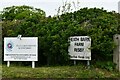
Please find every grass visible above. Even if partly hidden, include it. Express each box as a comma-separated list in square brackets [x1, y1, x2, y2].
[2, 64, 120, 78]
[0, 65, 2, 79]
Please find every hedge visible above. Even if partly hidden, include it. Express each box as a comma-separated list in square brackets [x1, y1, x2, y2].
[1, 6, 119, 65]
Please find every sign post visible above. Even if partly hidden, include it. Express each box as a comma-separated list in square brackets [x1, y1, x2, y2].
[4, 35, 38, 68]
[7, 61, 10, 67]
[87, 60, 90, 69]
[74, 60, 76, 65]
[32, 61, 35, 68]
[68, 36, 91, 67]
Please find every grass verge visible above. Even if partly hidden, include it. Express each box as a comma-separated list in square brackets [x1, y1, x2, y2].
[2, 64, 120, 78]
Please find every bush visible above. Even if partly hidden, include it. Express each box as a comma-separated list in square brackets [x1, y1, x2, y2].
[96, 61, 116, 71]
[1, 6, 119, 66]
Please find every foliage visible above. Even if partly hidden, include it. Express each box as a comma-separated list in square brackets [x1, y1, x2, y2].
[57, 8, 118, 61]
[2, 5, 45, 36]
[2, 5, 45, 21]
[1, 5, 119, 66]
[56, 0, 80, 16]
[96, 61, 116, 71]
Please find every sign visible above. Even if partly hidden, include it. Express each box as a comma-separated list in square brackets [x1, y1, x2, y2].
[68, 36, 91, 60]
[4, 37, 38, 61]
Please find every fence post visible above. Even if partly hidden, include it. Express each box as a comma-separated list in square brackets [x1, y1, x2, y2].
[113, 34, 120, 71]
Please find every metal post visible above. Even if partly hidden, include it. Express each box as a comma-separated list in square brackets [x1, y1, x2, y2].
[7, 61, 10, 67]
[74, 60, 76, 65]
[17, 35, 22, 40]
[87, 60, 90, 69]
[32, 61, 35, 68]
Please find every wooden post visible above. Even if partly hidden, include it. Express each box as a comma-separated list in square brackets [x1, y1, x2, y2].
[113, 34, 120, 71]
[119, 35, 120, 71]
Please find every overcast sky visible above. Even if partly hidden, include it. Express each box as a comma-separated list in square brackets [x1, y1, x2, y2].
[0, 0, 119, 16]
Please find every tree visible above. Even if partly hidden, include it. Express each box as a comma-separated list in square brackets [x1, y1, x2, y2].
[1, 5, 119, 66]
[2, 5, 46, 37]
[2, 5, 45, 21]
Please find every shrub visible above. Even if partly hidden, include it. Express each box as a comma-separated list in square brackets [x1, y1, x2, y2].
[1, 6, 119, 65]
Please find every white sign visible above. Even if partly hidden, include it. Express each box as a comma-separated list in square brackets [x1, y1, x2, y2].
[68, 36, 91, 60]
[4, 37, 38, 61]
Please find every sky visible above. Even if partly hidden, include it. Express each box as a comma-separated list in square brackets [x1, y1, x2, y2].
[0, 0, 120, 17]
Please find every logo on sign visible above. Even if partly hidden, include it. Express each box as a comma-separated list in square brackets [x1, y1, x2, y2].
[6, 41, 14, 52]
